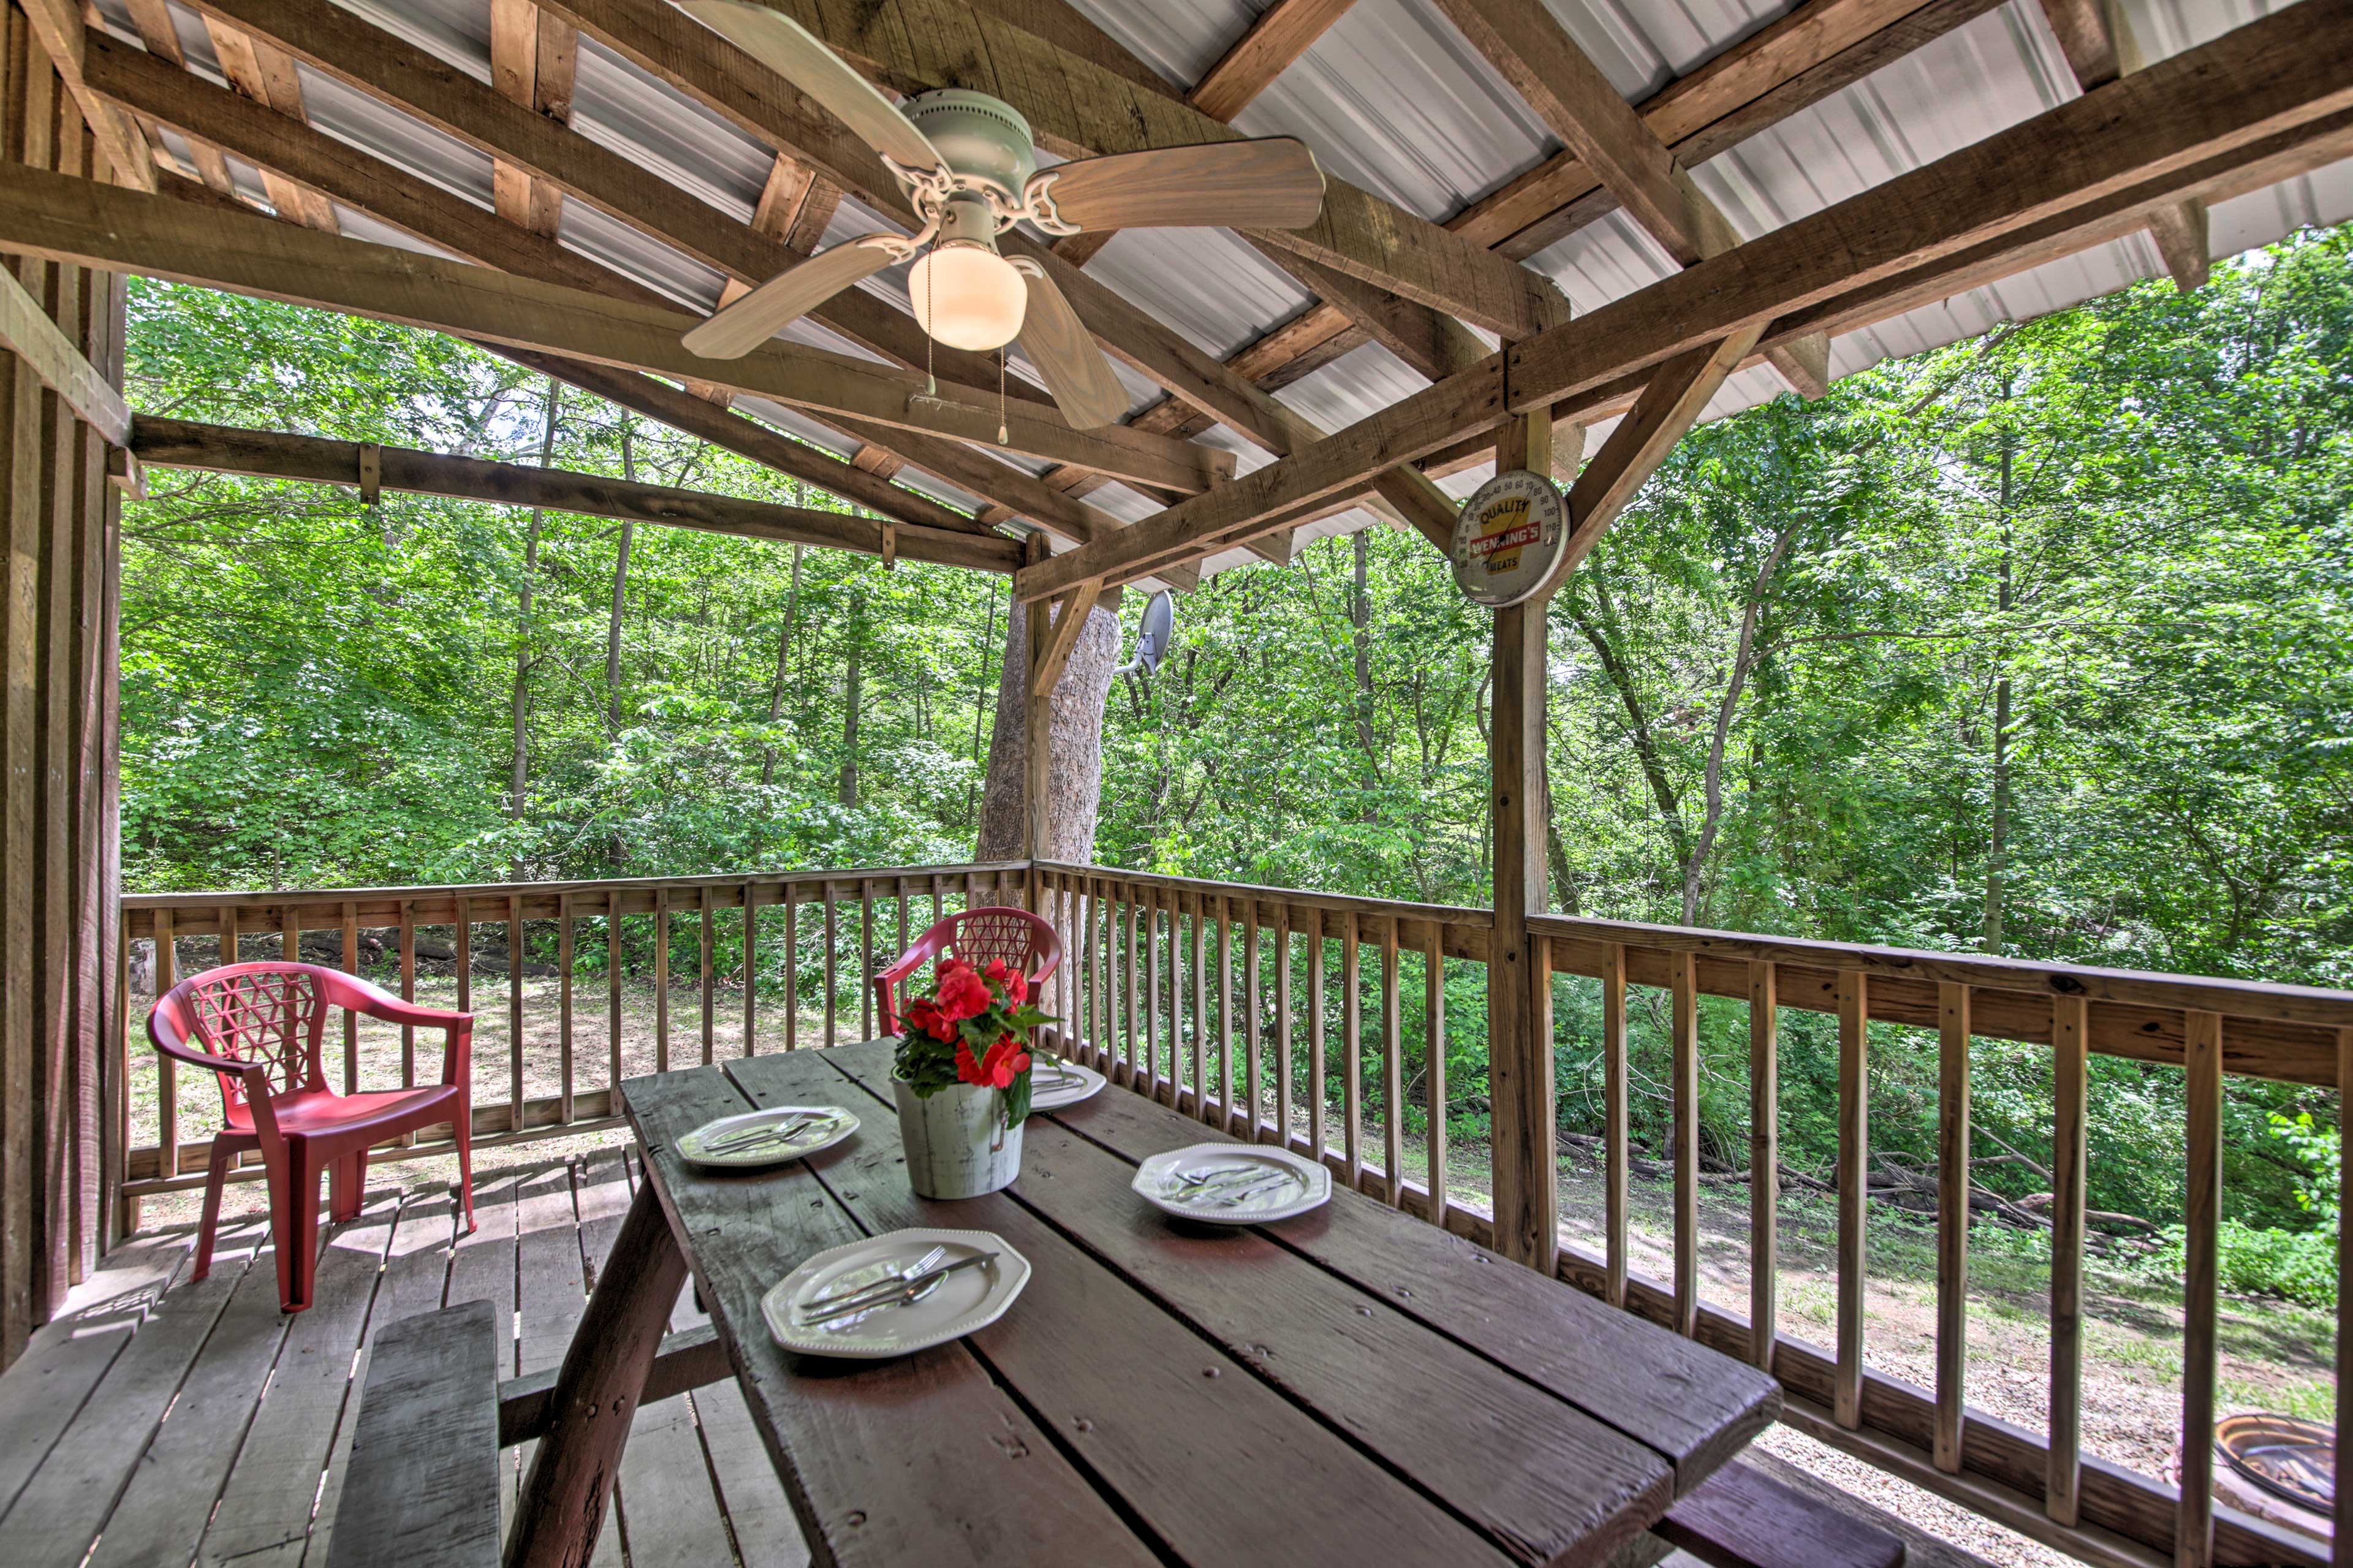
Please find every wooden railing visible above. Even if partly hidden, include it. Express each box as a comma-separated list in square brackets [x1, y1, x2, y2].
[113, 862, 1027, 1220]
[1036, 863, 2353, 1568]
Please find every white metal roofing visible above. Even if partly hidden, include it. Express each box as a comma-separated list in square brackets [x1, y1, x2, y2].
[97, 0, 2353, 575]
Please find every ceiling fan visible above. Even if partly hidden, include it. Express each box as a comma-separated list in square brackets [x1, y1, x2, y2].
[673, 1, 1328, 429]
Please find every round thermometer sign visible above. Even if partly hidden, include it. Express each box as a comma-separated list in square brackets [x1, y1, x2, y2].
[1450, 469, 1567, 608]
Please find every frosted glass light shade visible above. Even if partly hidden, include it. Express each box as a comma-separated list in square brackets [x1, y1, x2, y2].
[909, 244, 1027, 352]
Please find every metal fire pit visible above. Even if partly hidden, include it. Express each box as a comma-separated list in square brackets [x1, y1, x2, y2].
[2216, 1413, 2334, 1515]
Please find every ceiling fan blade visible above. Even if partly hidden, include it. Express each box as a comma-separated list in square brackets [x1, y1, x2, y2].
[1015, 265, 1129, 430]
[683, 237, 900, 360]
[1025, 138, 1325, 233]
[676, 2, 945, 175]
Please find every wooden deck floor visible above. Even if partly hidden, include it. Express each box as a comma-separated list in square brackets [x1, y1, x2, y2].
[0, 1151, 811, 1568]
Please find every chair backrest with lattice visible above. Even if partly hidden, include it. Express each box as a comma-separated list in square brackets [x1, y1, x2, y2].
[873, 906, 1062, 1035]
[155, 963, 331, 1118]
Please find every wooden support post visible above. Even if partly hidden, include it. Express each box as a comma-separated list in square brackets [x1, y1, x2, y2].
[506, 1178, 688, 1568]
[1486, 392, 1557, 1273]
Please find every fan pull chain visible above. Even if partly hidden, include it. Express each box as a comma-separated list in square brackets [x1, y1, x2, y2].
[923, 252, 937, 396]
[998, 349, 1009, 445]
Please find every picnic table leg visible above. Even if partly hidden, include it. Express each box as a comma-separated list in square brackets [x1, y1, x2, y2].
[505, 1178, 689, 1568]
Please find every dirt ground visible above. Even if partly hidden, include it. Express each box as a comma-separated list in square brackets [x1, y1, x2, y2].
[129, 974, 2331, 1568]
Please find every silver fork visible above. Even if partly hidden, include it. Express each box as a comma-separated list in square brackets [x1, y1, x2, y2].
[703, 1111, 826, 1154]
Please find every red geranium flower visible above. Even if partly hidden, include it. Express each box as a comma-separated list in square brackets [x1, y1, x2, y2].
[983, 958, 1029, 1006]
[936, 960, 991, 1021]
[904, 998, 955, 1043]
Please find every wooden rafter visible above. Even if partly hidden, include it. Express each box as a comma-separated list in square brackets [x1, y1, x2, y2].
[131, 417, 1024, 572]
[15, 0, 159, 192]
[1010, 0, 2353, 599]
[1430, 0, 1836, 398]
[120, 0, 238, 194]
[2035, 0, 2211, 290]
[197, 15, 339, 232]
[488, 0, 579, 239]
[537, 0, 1569, 341]
[0, 161, 1233, 493]
[1189, 0, 1360, 122]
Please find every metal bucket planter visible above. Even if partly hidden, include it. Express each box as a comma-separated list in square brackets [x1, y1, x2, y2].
[894, 1077, 1023, 1199]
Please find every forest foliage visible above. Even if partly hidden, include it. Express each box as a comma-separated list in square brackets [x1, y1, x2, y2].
[120, 229, 2353, 1285]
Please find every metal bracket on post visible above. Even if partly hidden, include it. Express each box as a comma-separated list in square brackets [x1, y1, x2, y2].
[357, 442, 382, 506]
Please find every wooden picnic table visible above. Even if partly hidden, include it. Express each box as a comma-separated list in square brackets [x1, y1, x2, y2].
[505, 1040, 1780, 1567]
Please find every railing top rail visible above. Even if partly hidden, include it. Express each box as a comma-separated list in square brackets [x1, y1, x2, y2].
[1037, 861, 1494, 930]
[122, 860, 1031, 912]
[1530, 911, 2353, 1032]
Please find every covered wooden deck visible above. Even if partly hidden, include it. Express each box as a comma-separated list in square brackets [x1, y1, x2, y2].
[0, 1150, 808, 1568]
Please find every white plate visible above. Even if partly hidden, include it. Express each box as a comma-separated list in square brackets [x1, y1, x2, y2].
[1028, 1058, 1105, 1110]
[763, 1227, 1030, 1360]
[1132, 1143, 1332, 1225]
[676, 1104, 857, 1168]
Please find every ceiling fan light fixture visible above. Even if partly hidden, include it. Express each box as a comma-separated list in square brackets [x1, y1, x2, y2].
[910, 240, 1027, 352]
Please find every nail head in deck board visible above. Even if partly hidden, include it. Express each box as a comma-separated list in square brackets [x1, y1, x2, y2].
[1009, 1047, 1778, 1493]
[620, 1064, 1159, 1568]
[727, 1052, 1516, 1568]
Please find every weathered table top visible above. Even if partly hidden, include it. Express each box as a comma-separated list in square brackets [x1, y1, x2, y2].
[619, 1040, 1779, 1568]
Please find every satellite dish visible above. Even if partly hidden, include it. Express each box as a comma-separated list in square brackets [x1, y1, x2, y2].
[1115, 589, 1175, 677]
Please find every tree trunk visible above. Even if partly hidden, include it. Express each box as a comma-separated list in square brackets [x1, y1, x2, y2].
[508, 376, 559, 879]
[759, 545, 804, 789]
[1983, 431, 2017, 953]
[605, 423, 635, 735]
[1683, 528, 1797, 925]
[1351, 530, 1379, 817]
[976, 594, 1121, 862]
[839, 589, 863, 809]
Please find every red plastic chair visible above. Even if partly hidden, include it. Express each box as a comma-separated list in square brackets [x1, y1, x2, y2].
[873, 906, 1062, 1036]
[148, 961, 477, 1313]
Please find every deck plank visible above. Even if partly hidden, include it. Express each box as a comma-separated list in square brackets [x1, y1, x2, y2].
[0, 1228, 197, 1519]
[799, 1047, 1665, 1568]
[196, 1191, 403, 1567]
[303, 1185, 460, 1567]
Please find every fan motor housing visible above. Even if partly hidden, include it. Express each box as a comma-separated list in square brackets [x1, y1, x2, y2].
[903, 89, 1037, 205]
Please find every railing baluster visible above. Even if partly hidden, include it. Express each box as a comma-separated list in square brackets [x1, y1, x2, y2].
[1168, 890, 1186, 1108]
[559, 892, 575, 1124]
[1382, 917, 1403, 1203]
[341, 901, 360, 1097]
[1126, 891, 1142, 1089]
[1216, 896, 1236, 1126]
[1275, 904, 1294, 1141]
[823, 889, 838, 1047]
[698, 886, 714, 1065]
[1094, 878, 1110, 1072]
[1145, 889, 1162, 1097]
[1190, 892, 1207, 1118]
[2333, 1023, 2352, 1568]
[2180, 1009, 2222, 1568]
[654, 888, 670, 1074]
[1308, 920, 1326, 1162]
[1936, 981, 1972, 1473]
[2048, 994, 2088, 1526]
[398, 900, 417, 1146]
[742, 879, 759, 1056]
[1245, 899, 1264, 1141]
[784, 893, 798, 1052]
[1603, 942, 1627, 1310]
[453, 898, 469, 1017]
[507, 893, 524, 1132]
[860, 877, 876, 1040]
[1835, 969, 1869, 1430]
[1672, 950, 1699, 1336]
[1424, 923, 1446, 1227]
[1749, 960, 1778, 1372]
[153, 909, 176, 1175]
[1343, 911, 1362, 1186]
[608, 890, 624, 1086]
[895, 874, 909, 958]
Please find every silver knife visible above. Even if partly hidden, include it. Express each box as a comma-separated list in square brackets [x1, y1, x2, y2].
[806, 1243, 947, 1309]
[800, 1252, 998, 1325]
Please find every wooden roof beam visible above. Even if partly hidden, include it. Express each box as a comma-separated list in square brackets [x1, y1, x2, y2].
[131, 416, 1025, 572]
[120, 0, 239, 194]
[537, 0, 1567, 340]
[1428, 0, 1833, 398]
[1189, 0, 1360, 122]
[0, 161, 1231, 493]
[1011, 0, 2353, 598]
[2035, 0, 2210, 290]
[17, 0, 159, 191]
[488, 0, 579, 239]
